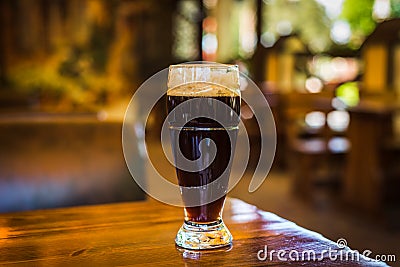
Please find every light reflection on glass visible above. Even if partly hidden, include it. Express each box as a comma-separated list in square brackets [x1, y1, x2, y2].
[177, 245, 232, 261]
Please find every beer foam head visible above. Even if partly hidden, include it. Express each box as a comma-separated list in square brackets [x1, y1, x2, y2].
[167, 82, 239, 97]
[167, 64, 240, 96]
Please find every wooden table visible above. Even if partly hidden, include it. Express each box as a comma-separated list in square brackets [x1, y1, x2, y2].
[0, 198, 389, 266]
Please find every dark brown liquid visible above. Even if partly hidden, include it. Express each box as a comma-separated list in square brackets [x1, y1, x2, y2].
[167, 94, 240, 223]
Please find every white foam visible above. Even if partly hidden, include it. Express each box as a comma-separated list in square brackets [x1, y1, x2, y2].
[167, 64, 240, 96]
[167, 82, 239, 97]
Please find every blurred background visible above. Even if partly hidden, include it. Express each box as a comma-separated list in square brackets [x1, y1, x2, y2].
[0, 0, 399, 263]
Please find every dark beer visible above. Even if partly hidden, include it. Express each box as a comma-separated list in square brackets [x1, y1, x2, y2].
[167, 83, 240, 223]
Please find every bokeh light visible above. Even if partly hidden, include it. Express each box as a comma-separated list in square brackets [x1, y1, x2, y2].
[305, 111, 326, 130]
[373, 0, 391, 20]
[305, 77, 324, 93]
[330, 20, 352, 45]
[336, 82, 360, 107]
[327, 110, 350, 132]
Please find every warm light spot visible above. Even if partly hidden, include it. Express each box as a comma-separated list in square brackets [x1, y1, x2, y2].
[305, 111, 326, 129]
[0, 227, 9, 238]
[97, 110, 108, 121]
[203, 16, 218, 33]
[239, 27, 257, 55]
[309, 56, 359, 84]
[0, 226, 11, 244]
[238, 3, 257, 57]
[327, 110, 350, 132]
[305, 77, 323, 93]
[332, 57, 347, 73]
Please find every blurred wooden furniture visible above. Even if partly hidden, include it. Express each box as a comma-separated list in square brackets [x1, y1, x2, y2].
[361, 19, 400, 94]
[284, 92, 349, 199]
[345, 98, 400, 219]
[381, 137, 400, 225]
[0, 113, 145, 213]
[291, 137, 349, 199]
[0, 198, 388, 266]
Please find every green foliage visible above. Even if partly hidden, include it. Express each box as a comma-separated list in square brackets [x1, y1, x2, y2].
[391, 0, 400, 17]
[263, 0, 332, 52]
[336, 82, 360, 107]
[7, 51, 113, 111]
[340, 0, 376, 45]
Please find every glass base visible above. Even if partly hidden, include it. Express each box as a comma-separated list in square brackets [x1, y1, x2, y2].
[175, 219, 232, 250]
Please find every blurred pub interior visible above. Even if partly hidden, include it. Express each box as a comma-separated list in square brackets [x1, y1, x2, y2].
[0, 0, 400, 261]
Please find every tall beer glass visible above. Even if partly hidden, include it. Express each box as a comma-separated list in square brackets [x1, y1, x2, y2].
[167, 64, 240, 249]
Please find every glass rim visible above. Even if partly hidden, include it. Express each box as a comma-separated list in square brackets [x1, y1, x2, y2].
[167, 63, 240, 94]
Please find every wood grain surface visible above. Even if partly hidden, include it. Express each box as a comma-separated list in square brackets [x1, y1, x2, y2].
[0, 198, 389, 266]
